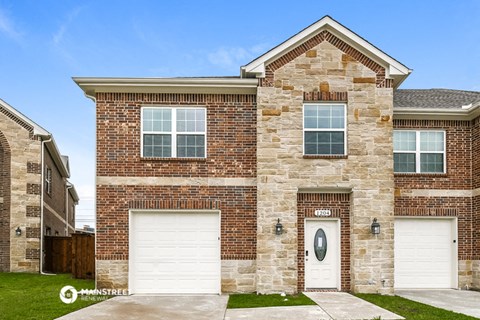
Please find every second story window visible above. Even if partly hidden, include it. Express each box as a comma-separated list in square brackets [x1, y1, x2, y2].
[45, 166, 52, 195]
[141, 107, 206, 158]
[304, 104, 346, 155]
[393, 130, 445, 173]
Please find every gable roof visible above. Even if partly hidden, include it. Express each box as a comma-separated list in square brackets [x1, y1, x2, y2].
[0, 98, 71, 178]
[241, 15, 411, 88]
[0, 98, 50, 136]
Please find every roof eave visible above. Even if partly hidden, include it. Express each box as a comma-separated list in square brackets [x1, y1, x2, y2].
[242, 16, 411, 87]
[394, 105, 480, 121]
[73, 77, 258, 96]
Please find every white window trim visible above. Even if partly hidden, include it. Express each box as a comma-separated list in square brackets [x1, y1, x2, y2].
[393, 130, 446, 173]
[45, 166, 52, 195]
[141, 106, 207, 158]
[302, 103, 347, 156]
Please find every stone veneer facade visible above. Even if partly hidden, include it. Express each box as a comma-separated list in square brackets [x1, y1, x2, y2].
[256, 36, 395, 294]
[0, 101, 77, 273]
[85, 18, 480, 294]
[0, 107, 42, 272]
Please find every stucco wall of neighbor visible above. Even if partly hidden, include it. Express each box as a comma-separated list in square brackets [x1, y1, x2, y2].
[96, 260, 128, 290]
[0, 110, 42, 272]
[221, 260, 256, 293]
[256, 38, 395, 294]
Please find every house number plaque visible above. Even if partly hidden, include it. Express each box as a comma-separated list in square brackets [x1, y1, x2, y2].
[314, 209, 331, 217]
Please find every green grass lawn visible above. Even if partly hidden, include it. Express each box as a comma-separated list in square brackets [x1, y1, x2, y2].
[356, 294, 479, 320]
[0, 272, 107, 320]
[227, 293, 317, 309]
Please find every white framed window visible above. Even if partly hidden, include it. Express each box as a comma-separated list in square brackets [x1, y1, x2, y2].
[45, 166, 52, 195]
[141, 107, 206, 158]
[303, 103, 347, 155]
[393, 130, 446, 173]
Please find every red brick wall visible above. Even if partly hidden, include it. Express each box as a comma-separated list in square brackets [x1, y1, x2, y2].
[297, 193, 351, 291]
[95, 93, 257, 178]
[394, 196, 473, 260]
[473, 117, 480, 189]
[394, 119, 472, 190]
[96, 185, 256, 260]
[43, 148, 68, 236]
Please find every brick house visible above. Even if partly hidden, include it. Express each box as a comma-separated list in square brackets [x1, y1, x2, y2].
[0, 98, 79, 273]
[74, 16, 479, 294]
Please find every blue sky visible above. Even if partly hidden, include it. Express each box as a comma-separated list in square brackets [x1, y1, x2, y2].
[1, 1, 479, 227]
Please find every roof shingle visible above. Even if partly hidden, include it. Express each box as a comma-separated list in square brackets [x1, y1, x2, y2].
[394, 89, 480, 109]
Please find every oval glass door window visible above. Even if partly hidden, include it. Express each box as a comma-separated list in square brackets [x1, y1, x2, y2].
[314, 228, 327, 261]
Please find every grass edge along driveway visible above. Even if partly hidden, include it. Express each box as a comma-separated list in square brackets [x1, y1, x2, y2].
[0, 272, 107, 320]
[356, 293, 480, 320]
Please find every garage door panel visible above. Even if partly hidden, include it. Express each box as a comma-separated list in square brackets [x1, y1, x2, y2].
[130, 211, 220, 294]
[395, 218, 454, 289]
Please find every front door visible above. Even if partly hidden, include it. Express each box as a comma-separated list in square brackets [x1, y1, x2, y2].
[305, 219, 339, 289]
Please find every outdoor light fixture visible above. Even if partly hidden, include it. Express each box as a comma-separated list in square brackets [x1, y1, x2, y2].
[275, 218, 283, 235]
[371, 218, 380, 235]
[15, 227, 21, 236]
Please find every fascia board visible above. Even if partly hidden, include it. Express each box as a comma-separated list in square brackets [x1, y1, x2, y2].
[44, 137, 70, 178]
[73, 77, 258, 96]
[243, 16, 411, 78]
[394, 106, 480, 121]
[0, 98, 50, 136]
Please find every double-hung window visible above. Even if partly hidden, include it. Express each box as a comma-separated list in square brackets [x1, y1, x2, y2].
[45, 166, 52, 195]
[393, 130, 445, 173]
[141, 107, 206, 158]
[304, 104, 346, 155]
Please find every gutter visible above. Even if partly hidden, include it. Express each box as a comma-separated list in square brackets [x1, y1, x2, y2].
[65, 183, 73, 236]
[72, 77, 258, 96]
[394, 104, 480, 121]
[40, 136, 54, 275]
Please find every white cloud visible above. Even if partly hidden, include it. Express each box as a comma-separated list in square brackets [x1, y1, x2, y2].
[51, 6, 83, 66]
[207, 42, 271, 71]
[0, 7, 23, 43]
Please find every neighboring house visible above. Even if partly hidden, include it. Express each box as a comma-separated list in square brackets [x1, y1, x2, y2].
[0, 98, 79, 273]
[74, 16, 479, 294]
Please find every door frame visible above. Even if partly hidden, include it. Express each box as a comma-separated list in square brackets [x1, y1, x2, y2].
[304, 218, 341, 290]
[394, 216, 458, 289]
[128, 209, 222, 295]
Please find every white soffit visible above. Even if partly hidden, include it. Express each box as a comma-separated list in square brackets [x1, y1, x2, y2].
[241, 16, 411, 85]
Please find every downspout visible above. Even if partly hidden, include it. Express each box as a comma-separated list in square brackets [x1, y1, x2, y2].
[40, 137, 53, 275]
[65, 184, 73, 236]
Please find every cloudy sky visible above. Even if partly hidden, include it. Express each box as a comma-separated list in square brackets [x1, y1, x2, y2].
[1, 0, 479, 228]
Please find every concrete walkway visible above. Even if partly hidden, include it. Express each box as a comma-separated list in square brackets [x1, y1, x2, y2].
[225, 292, 403, 320]
[304, 292, 404, 320]
[396, 289, 480, 319]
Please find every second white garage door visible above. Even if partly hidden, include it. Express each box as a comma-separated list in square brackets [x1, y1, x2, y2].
[394, 218, 456, 289]
[129, 211, 220, 294]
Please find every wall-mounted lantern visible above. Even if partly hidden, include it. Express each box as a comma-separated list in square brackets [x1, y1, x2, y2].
[15, 227, 22, 236]
[275, 218, 283, 235]
[371, 218, 380, 235]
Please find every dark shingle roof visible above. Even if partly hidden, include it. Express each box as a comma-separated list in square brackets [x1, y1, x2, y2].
[394, 89, 480, 109]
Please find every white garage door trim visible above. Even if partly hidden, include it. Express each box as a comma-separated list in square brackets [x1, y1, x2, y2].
[394, 217, 458, 289]
[129, 209, 221, 295]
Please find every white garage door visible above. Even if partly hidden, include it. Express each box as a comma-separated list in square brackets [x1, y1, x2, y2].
[394, 218, 456, 289]
[129, 211, 220, 294]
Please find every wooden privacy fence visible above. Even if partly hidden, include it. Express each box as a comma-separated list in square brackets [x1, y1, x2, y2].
[44, 233, 95, 279]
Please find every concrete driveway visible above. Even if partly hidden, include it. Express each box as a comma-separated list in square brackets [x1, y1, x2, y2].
[396, 289, 480, 318]
[57, 292, 403, 320]
[56, 295, 229, 320]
